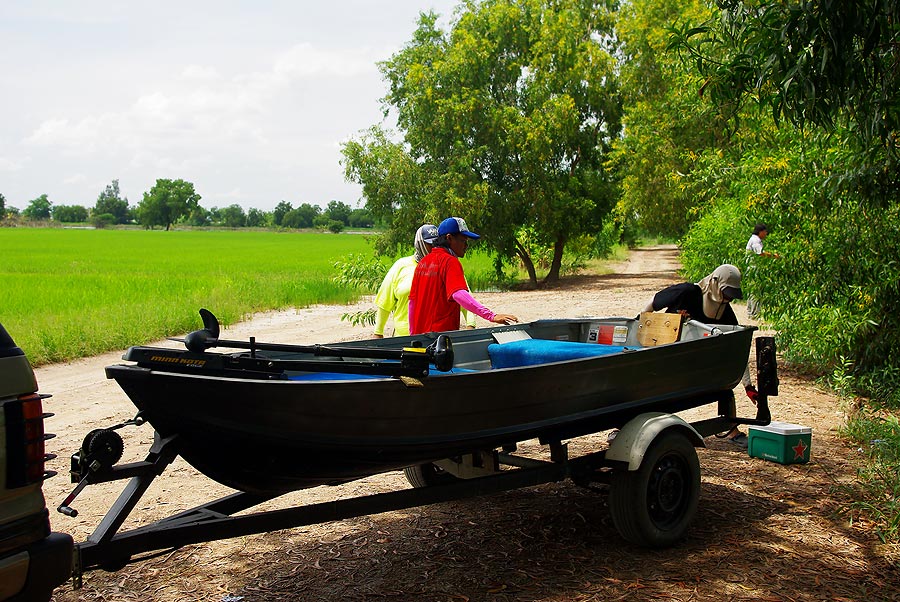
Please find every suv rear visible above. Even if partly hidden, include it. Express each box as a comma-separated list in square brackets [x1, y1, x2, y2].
[1, 322, 72, 602]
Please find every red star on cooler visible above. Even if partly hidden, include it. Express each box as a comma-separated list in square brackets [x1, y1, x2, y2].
[792, 439, 808, 460]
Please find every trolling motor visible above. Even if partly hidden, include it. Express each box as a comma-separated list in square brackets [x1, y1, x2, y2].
[175, 308, 455, 375]
[57, 414, 145, 517]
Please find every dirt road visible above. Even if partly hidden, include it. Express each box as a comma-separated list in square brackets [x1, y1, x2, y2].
[42, 246, 897, 601]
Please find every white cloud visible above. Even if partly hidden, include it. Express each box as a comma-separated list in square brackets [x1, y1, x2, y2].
[0, 155, 26, 172]
[63, 173, 87, 185]
[1, 1, 459, 209]
[181, 64, 220, 81]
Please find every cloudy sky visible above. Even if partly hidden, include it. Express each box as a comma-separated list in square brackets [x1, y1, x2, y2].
[0, 1, 458, 212]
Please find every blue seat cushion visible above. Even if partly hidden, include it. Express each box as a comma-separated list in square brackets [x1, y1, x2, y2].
[488, 339, 627, 369]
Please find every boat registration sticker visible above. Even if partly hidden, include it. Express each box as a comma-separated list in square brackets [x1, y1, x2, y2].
[589, 324, 629, 345]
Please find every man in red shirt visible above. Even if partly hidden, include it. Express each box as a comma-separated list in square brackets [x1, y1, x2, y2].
[408, 217, 518, 334]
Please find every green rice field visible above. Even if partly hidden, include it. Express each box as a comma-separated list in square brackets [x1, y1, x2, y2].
[0, 228, 422, 365]
[1, 228, 503, 365]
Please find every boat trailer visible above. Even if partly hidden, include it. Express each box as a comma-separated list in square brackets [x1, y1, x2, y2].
[58, 337, 777, 587]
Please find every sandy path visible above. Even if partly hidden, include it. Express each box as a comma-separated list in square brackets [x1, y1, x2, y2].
[39, 246, 897, 601]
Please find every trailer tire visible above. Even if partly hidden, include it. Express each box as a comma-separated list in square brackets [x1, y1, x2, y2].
[608, 429, 700, 548]
[403, 463, 458, 488]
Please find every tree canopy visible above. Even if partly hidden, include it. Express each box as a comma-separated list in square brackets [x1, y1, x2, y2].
[23, 194, 52, 221]
[52, 204, 89, 223]
[94, 180, 131, 224]
[136, 179, 201, 230]
[344, 0, 622, 286]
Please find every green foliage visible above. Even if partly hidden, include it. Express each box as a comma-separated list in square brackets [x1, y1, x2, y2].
[23, 194, 52, 220]
[614, 0, 728, 238]
[94, 180, 130, 224]
[0, 229, 372, 365]
[839, 410, 900, 543]
[137, 178, 201, 230]
[341, 307, 377, 328]
[51, 204, 89, 223]
[342, 126, 429, 255]
[218, 204, 247, 228]
[676, 0, 900, 154]
[682, 126, 900, 406]
[324, 201, 352, 225]
[272, 201, 293, 226]
[332, 253, 389, 293]
[281, 203, 321, 229]
[346, 0, 622, 285]
[246, 208, 269, 228]
[90, 213, 117, 229]
[348, 208, 374, 228]
[0, 192, 6, 218]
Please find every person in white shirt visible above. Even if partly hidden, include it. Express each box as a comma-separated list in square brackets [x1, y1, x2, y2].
[746, 223, 768, 255]
[745, 223, 773, 318]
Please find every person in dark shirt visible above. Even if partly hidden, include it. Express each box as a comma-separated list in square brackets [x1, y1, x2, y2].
[641, 264, 758, 447]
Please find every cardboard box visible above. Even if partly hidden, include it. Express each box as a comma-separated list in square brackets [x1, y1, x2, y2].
[748, 421, 812, 464]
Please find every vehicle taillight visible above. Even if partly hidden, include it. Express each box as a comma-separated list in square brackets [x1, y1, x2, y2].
[4, 393, 56, 488]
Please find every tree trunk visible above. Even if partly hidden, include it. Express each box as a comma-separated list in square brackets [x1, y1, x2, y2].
[515, 240, 538, 289]
[542, 235, 566, 285]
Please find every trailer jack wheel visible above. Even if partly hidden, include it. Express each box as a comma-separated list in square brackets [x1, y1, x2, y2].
[403, 463, 459, 488]
[608, 430, 700, 547]
[99, 555, 131, 573]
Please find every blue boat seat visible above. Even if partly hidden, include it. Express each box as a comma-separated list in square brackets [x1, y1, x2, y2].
[488, 339, 627, 369]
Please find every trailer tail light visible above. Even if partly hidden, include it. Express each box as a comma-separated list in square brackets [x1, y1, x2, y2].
[4, 393, 56, 488]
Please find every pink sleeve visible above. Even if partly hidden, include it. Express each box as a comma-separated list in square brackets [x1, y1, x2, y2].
[408, 299, 416, 334]
[451, 289, 495, 322]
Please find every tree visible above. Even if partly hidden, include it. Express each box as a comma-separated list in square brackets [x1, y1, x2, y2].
[323, 200, 352, 225]
[345, 0, 622, 286]
[220, 204, 247, 228]
[136, 179, 201, 230]
[676, 0, 900, 155]
[272, 201, 293, 226]
[342, 127, 429, 254]
[52, 204, 89, 223]
[23, 194, 52, 220]
[349, 208, 375, 228]
[613, 0, 728, 238]
[281, 204, 322, 229]
[186, 206, 212, 226]
[94, 180, 130, 224]
[0, 192, 6, 219]
[247, 208, 269, 227]
[294, 203, 321, 228]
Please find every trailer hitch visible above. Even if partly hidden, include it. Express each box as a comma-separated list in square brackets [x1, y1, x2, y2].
[57, 413, 146, 517]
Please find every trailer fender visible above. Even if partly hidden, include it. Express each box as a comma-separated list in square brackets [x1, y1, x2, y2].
[606, 412, 705, 471]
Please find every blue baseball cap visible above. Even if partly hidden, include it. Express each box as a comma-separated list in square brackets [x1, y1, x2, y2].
[438, 217, 480, 239]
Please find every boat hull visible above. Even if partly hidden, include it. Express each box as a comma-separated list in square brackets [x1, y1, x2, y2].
[106, 318, 754, 494]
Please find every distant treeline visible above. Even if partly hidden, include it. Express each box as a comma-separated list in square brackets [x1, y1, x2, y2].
[0, 180, 374, 233]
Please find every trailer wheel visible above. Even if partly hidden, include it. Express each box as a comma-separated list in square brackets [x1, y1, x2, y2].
[403, 463, 458, 488]
[608, 429, 700, 547]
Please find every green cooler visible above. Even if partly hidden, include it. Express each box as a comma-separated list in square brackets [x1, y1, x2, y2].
[748, 421, 812, 464]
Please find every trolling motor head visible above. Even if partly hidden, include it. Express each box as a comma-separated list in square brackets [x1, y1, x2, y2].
[428, 334, 454, 372]
[183, 308, 221, 353]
